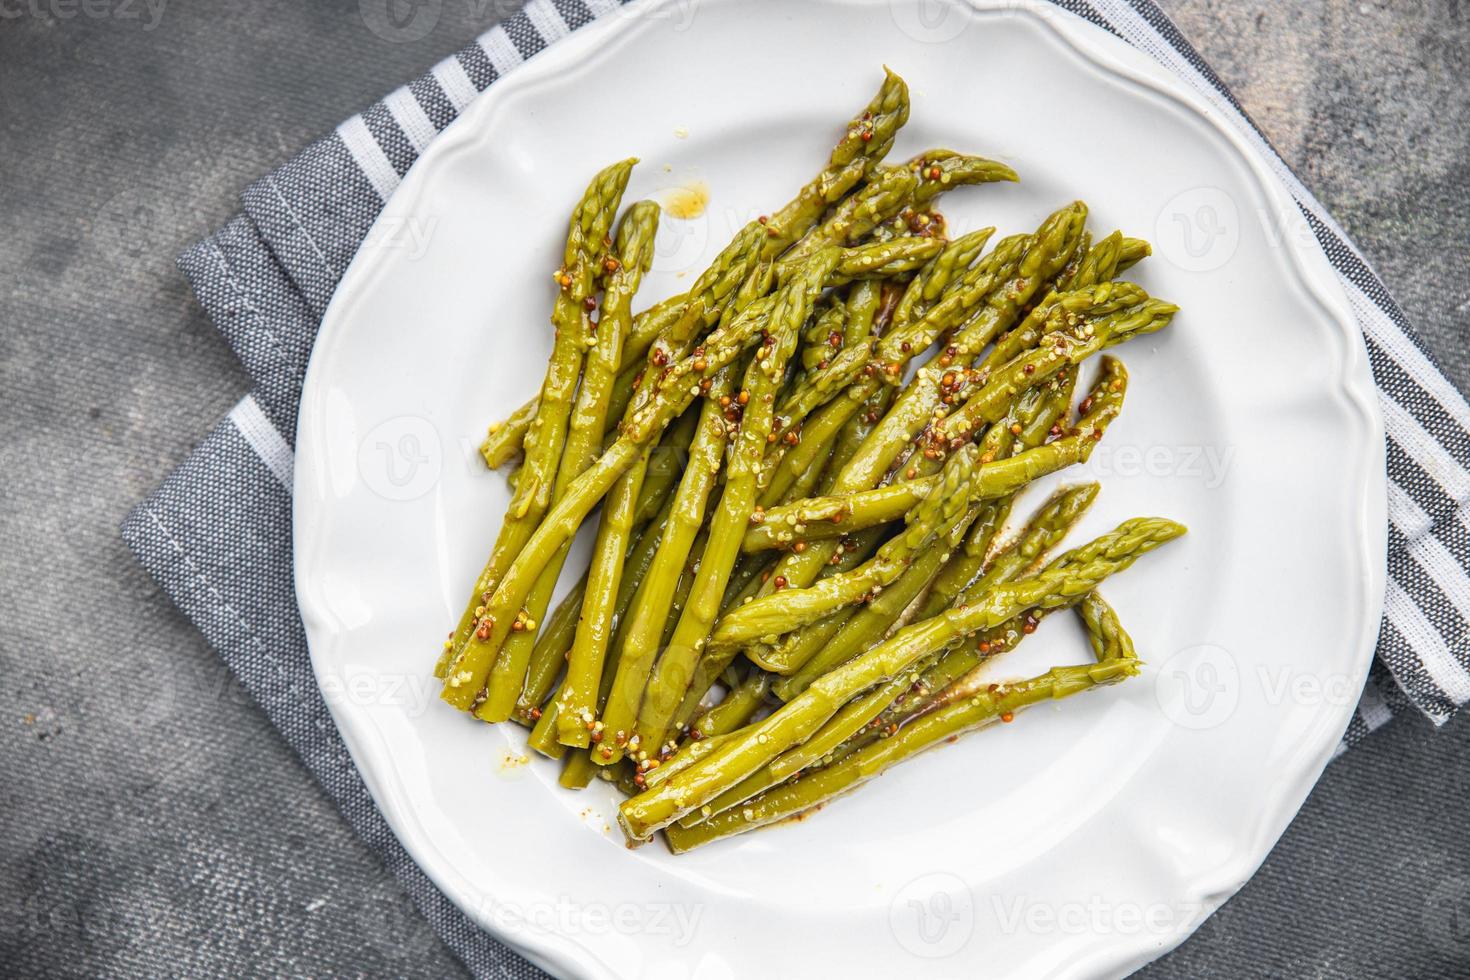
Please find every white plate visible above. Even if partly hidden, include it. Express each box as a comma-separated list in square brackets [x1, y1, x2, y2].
[293, 1, 1385, 976]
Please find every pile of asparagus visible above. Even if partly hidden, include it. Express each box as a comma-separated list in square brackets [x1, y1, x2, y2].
[435, 69, 1186, 851]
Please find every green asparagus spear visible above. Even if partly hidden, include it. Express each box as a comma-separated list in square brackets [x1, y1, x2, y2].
[475, 77, 935, 472]
[917, 370, 1081, 617]
[623, 250, 844, 762]
[773, 343, 873, 437]
[440, 160, 635, 692]
[514, 568, 585, 716]
[686, 524, 890, 718]
[822, 383, 897, 492]
[890, 227, 995, 330]
[710, 443, 986, 649]
[1117, 237, 1152, 272]
[584, 370, 737, 748]
[480, 201, 662, 721]
[1078, 592, 1135, 664]
[662, 556, 779, 738]
[441, 289, 780, 708]
[633, 419, 696, 524]
[740, 233, 1034, 605]
[977, 229, 1127, 376]
[542, 446, 649, 737]
[878, 482, 1105, 733]
[558, 749, 602, 790]
[514, 459, 690, 728]
[843, 279, 883, 347]
[598, 71, 911, 446]
[448, 234, 928, 710]
[618, 223, 770, 421]
[762, 415, 1025, 695]
[619, 72, 911, 422]
[479, 398, 540, 469]
[762, 69, 911, 249]
[479, 294, 688, 470]
[742, 525, 890, 675]
[643, 667, 775, 792]
[759, 344, 875, 498]
[618, 516, 1184, 839]
[779, 166, 920, 267]
[835, 589, 1138, 797]
[825, 236, 946, 284]
[907, 151, 1020, 206]
[755, 230, 987, 508]
[758, 375, 882, 507]
[663, 657, 1140, 852]
[691, 670, 772, 740]
[528, 69, 896, 476]
[787, 146, 1013, 278]
[800, 300, 847, 374]
[680, 651, 946, 828]
[936, 285, 1175, 445]
[741, 357, 1126, 551]
[813, 205, 1082, 514]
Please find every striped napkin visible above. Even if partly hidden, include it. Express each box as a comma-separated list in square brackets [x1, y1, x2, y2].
[122, 0, 1470, 975]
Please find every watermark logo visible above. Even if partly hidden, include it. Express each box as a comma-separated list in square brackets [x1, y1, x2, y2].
[320, 668, 439, 718]
[361, 215, 438, 260]
[0, 0, 168, 30]
[606, 0, 700, 32]
[1154, 643, 1240, 730]
[357, 879, 442, 960]
[92, 190, 158, 259]
[991, 895, 1201, 936]
[1423, 876, 1470, 958]
[1082, 443, 1236, 490]
[19, 889, 120, 943]
[359, 0, 699, 44]
[888, 0, 1060, 43]
[476, 896, 704, 946]
[1155, 644, 1360, 731]
[653, 206, 713, 278]
[110, 661, 257, 727]
[1256, 664, 1357, 710]
[890, 871, 975, 958]
[889, 0, 974, 43]
[1154, 187, 1240, 272]
[359, 0, 442, 42]
[359, 416, 442, 501]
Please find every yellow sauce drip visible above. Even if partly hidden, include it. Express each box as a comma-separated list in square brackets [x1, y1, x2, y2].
[659, 180, 709, 220]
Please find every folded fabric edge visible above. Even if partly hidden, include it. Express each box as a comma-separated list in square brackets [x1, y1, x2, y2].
[118, 402, 545, 980]
[176, 215, 316, 440]
[236, 0, 615, 317]
[1335, 661, 1402, 756]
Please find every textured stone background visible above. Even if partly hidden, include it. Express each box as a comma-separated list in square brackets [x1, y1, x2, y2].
[1, 1, 1467, 976]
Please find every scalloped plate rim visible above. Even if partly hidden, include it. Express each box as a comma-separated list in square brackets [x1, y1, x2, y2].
[292, 2, 1386, 977]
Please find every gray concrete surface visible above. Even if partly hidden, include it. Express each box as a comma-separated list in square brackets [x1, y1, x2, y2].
[1, 1, 1467, 976]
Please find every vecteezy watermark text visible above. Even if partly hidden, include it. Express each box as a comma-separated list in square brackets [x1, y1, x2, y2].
[0, 0, 166, 30]
[359, 0, 700, 44]
[476, 895, 704, 947]
[1155, 643, 1361, 731]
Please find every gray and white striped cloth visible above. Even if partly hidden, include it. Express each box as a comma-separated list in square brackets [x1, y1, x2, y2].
[121, 0, 1470, 975]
